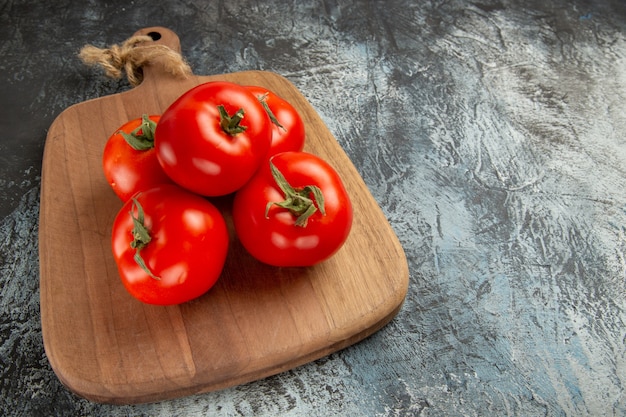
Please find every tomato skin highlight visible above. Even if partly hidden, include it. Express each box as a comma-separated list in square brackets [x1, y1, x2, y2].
[111, 184, 229, 305]
[155, 81, 272, 197]
[102, 115, 174, 202]
[245, 85, 306, 156]
[233, 152, 353, 267]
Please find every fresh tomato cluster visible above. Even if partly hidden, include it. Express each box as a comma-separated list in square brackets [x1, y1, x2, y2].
[103, 81, 352, 305]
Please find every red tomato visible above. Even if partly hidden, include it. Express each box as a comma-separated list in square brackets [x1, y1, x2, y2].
[111, 184, 229, 305]
[155, 81, 272, 197]
[102, 115, 173, 202]
[245, 85, 305, 155]
[232, 151, 353, 267]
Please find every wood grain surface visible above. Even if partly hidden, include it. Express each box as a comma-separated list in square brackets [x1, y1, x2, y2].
[38, 27, 408, 405]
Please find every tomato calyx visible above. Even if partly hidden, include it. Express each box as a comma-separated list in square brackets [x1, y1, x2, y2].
[129, 198, 160, 280]
[256, 93, 286, 131]
[265, 160, 326, 227]
[218, 105, 247, 136]
[119, 114, 157, 151]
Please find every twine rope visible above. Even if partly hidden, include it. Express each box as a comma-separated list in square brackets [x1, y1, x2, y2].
[78, 35, 192, 87]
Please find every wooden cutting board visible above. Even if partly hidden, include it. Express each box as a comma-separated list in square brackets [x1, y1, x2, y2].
[38, 27, 409, 405]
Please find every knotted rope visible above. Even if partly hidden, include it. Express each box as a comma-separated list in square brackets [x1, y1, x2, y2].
[78, 35, 192, 87]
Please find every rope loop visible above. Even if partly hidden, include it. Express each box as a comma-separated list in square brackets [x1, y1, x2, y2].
[79, 35, 192, 87]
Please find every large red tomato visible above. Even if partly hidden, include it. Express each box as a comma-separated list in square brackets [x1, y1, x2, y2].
[232, 151, 353, 267]
[245, 85, 305, 156]
[102, 114, 173, 201]
[111, 184, 229, 305]
[155, 81, 272, 196]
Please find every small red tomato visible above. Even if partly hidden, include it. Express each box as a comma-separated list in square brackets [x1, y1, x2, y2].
[233, 151, 353, 267]
[245, 85, 305, 156]
[111, 184, 229, 305]
[102, 114, 173, 201]
[155, 81, 272, 196]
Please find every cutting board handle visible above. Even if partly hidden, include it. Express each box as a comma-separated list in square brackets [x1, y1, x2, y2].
[127, 27, 192, 85]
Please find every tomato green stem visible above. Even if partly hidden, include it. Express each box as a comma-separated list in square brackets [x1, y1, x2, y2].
[129, 198, 160, 280]
[119, 114, 157, 151]
[256, 93, 286, 131]
[265, 161, 326, 227]
[218, 105, 247, 135]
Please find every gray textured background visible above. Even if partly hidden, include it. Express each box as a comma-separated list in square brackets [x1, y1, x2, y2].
[1, 0, 625, 415]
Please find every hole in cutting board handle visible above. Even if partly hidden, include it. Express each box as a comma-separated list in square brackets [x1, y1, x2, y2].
[133, 27, 182, 53]
[147, 31, 161, 41]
